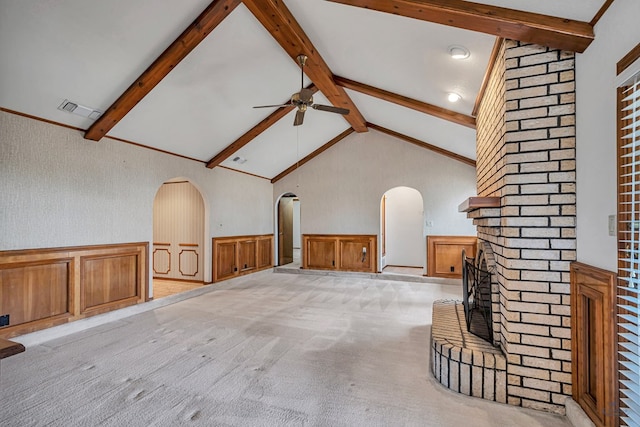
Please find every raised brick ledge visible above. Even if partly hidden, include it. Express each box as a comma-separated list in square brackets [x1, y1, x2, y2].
[458, 196, 500, 213]
[431, 300, 507, 403]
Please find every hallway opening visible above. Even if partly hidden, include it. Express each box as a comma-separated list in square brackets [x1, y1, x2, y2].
[152, 179, 206, 298]
[380, 186, 425, 277]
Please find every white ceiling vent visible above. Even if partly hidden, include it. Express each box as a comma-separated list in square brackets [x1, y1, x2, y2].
[232, 156, 247, 164]
[58, 99, 102, 120]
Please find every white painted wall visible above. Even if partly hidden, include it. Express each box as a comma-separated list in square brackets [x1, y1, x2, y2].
[293, 199, 301, 249]
[384, 186, 424, 267]
[0, 110, 273, 283]
[575, 0, 640, 272]
[273, 129, 477, 270]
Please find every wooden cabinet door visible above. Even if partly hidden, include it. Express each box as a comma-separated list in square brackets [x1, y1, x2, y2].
[215, 241, 237, 281]
[257, 238, 272, 269]
[306, 238, 336, 270]
[427, 236, 477, 278]
[238, 240, 257, 272]
[339, 239, 373, 271]
[570, 262, 617, 427]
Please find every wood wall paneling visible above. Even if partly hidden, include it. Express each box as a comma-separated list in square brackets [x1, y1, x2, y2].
[339, 239, 373, 271]
[0, 243, 148, 338]
[570, 262, 617, 427]
[0, 260, 71, 326]
[215, 241, 237, 281]
[81, 253, 139, 314]
[258, 239, 272, 269]
[306, 238, 337, 270]
[427, 236, 477, 278]
[212, 235, 273, 282]
[239, 240, 257, 272]
[302, 235, 377, 273]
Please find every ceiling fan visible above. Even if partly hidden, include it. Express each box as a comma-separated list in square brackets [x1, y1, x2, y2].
[253, 54, 350, 126]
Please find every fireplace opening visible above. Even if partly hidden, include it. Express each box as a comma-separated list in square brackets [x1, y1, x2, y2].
[462, 248, 495, 345]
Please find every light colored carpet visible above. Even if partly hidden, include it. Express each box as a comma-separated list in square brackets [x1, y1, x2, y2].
[0, 270, 571, 426]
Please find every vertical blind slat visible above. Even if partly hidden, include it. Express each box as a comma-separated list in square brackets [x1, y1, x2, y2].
[618, 71, 640, 427]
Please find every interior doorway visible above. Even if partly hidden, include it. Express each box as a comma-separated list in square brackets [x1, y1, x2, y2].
[277, 193, 300, 266]
[380, 186, 424, 276]
[152, 179, 206, 298]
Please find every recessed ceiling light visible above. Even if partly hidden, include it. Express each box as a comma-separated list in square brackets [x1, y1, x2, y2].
[447, 92, 462, 103]
[448, 45, 470, 60]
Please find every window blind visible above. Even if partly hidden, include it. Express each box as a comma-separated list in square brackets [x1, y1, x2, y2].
[618, 71, 640, 427]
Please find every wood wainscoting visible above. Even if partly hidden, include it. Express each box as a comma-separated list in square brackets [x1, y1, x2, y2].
[212, 234, 273, 282]
[427, 235, 477, 279]
[0, 242, 148, 339]
[302, 234, 377, 273]
[570, 262, 618, 427]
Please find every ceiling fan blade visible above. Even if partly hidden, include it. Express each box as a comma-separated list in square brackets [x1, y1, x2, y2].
[253, 103, 292, 109]
[293, 110, 305, 126]
[311, 104, 350, 115]
[299, 88, 313, 103]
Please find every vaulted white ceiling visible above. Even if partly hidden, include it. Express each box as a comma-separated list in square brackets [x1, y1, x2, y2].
[0, 0, 605, 180]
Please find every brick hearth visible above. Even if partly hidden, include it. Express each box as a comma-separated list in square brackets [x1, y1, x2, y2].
[431, 300, 507, 403]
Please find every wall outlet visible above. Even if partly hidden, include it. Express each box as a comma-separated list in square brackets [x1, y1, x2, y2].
[0, 314, 9, 327]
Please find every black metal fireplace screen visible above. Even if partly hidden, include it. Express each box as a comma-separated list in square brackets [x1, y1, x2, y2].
[462, 249, 494, 345]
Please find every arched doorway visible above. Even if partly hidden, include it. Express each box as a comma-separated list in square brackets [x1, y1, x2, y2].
[152, 179, 206, 298]
[276, 193, 300, 266]
[380, 186, 424, 275]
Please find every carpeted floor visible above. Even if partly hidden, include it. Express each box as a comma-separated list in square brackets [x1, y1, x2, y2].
[0, 270, 571, 426]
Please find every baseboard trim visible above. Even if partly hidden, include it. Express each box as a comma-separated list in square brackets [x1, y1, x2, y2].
[565, 397, 596, 427]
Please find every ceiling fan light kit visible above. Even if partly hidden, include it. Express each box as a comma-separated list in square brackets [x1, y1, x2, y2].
[253, 54, 350, 126]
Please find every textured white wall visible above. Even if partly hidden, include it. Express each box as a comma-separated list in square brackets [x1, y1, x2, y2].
[293, 199, 301, 248]
[0, 110, 273, 281]
[575, 0, 640, 271]
[384, 186, 424, 267]
[273, 129, 477, 268]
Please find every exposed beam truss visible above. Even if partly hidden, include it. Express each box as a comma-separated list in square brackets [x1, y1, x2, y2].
[334, 75, 475, 128]
[207, 85, 318, 169]
[326, 0, 594, 53]
[242, 0, 368, 132]
[84, 0, 241, 141]
[367, 123, 476, 167]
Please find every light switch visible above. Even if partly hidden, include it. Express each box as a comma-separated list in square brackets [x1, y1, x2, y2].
[608, 215, 616, 237]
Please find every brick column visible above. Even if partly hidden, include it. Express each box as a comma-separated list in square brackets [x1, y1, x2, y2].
[473, 40, 576, 414]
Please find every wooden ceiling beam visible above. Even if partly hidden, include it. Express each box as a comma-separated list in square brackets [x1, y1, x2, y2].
[84, 0, 241, 141]
[326, 0, 594, 53]
[242, 0, 368, 132]
[334, 75, 475, 128]
[206, 85, 318, 169]
[271, 128, 355, 183]
[367, 123, 476, 167]
[472, 37, 503, 117]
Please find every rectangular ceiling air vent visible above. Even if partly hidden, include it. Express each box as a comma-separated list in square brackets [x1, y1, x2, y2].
[232, 156, 247, 164]
[58, 99, 102, 120]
